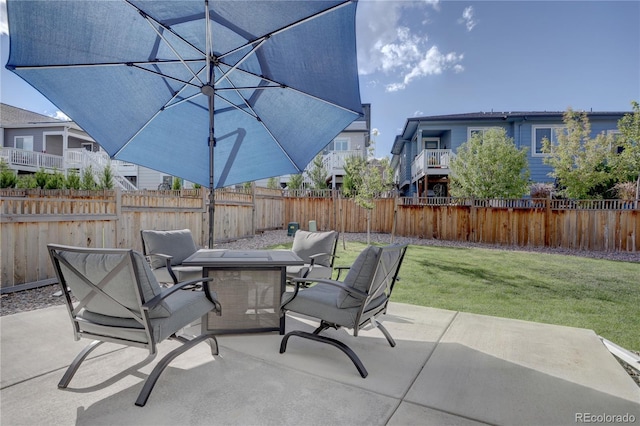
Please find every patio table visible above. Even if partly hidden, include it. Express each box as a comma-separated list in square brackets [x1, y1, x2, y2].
[183, 249, 303, 334]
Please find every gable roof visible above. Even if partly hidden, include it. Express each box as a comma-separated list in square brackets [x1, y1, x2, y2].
[0, 103, 69, 126]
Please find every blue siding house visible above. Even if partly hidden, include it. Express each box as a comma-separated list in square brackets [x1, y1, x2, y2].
[390, 111, 628, 197]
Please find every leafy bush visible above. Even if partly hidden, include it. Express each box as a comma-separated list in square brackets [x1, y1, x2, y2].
[34, 168, 49, 189]
[0, 159, 17, 188]
[44, 169, 66, 189]
[16, 174, 37, 189]
[172, 177, 182, 190]
[530, 183, 554, 198]
[81, 166, 97, 190]
[614, 181, 637, 200]
[66, 169, 81, 189]
[99, 164, 114, 189]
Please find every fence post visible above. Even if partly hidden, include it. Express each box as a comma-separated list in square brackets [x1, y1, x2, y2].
[544, 197, 551, 247]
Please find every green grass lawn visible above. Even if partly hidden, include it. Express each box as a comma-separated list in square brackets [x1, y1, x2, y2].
[271, 239, 640, 351]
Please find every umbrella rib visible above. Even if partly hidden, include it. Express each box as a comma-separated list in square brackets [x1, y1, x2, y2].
[214, 73, 302, 174]
[134, 5, 205, 86]
[214, 37, 269, 87]
[219, 66, 362, 117]
[128, 63, 202, 88]
[123, 0, 205, 58]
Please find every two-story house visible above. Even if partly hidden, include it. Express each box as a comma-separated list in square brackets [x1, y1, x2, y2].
[0, 103, 193, 190]
[276, 104, 371, 190]
[390, 111, 627, 197]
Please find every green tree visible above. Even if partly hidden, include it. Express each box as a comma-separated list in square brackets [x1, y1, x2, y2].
[342, 155, 366, 198]
[450, 128, 530, 198]
[66, 169, 81, 190]
[267, 177, 280, 189]
[34, 168, 49, 189]
[342, 146, 394, 244]
[99, 163, 115, 190]
[612, 101, 640, 193]
[44, 169, 66, 189]
[542, 108, 614, 199]
[171, 177, 182, 190]
[287, 173, 304, 190]
[16, 174, 37, 189]
[307, 154, 328, 189]
[0, 159, 17, 188]
[81, 166, 97, 190]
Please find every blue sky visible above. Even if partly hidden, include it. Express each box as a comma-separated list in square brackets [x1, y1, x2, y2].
[1, 0, 639, 158]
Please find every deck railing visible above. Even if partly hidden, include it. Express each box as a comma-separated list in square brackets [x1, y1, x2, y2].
[411, 149, 453, 181]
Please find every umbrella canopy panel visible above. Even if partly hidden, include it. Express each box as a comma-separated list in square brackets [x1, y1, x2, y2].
[6, 0, 363, 188]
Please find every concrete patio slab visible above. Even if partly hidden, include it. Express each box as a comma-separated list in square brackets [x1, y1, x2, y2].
[405, 312, 640, 425]
[1, 302, 638, 425]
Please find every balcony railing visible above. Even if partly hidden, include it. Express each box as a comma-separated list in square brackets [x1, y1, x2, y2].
[321, 150, 364, 173]
[1, 147, 138, 191]
[411, 149, 453, 181]
[0, 147, 65, 171]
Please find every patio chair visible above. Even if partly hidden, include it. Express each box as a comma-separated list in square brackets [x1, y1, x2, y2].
[140, 229, 202, 285]
[47, 243, 222, 407]
[286, 230, 339, 282]
[280, 243, 408, 378]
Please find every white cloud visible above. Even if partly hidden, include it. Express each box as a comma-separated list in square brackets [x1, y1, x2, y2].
[459, 6, 477, 32]
[0, 0, 8, 35]
[413, 110, 424, 117]
[356, 0, 464, 92]
[49, 110, 70, 121]
[386, 46, 464, 92]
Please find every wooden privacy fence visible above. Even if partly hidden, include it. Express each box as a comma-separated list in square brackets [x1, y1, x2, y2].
[1, 189, 638, 289]
[285, 195, 639, 253]
[0, 187, 284, 289]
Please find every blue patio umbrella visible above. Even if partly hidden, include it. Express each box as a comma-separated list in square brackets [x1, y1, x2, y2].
[5, 0, 363, 246]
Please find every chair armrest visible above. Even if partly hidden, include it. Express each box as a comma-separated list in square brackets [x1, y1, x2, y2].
[142, 277, 221, 315]
[288, 277, 368, 300]
[334, 265, 350, 280]
[145, 253, 179, 284]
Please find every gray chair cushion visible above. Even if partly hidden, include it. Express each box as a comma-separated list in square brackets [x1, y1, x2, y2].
[336, 245, 380, 309]
[80, 289, 215, 343]
[282, 283, 386, 329]
[291, 230, 337, 268]
[142, 229, 197, 268]
[59, 250, 171, 318]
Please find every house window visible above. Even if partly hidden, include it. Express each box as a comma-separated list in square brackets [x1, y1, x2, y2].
[15, 136, 34, 151]
[467, 127, 501, 141]
[532, 126, 564, 157]
[333, 138, 349, 151]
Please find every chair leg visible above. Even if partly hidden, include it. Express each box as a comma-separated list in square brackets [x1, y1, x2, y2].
[377, 323, 396, 347]
[58, 340, 104, 389]
[280, 330, 368, 378]
[135, 334, 218, 407]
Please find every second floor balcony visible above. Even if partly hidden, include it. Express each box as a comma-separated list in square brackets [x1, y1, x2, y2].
[411, 149, 454, 181]
[322, 150, 365, 175]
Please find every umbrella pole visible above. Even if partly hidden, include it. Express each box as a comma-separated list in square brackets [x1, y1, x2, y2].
[208, 87, 215, 248]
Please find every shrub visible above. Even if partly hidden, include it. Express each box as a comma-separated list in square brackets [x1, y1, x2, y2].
[0, 160, 17, 188]
[614, 181, 637, 200]
[81, 166, 97, 190]
[16, 174, 38, 189]
[66, 169, 81, 189]
[44, 169, 66, 189]
[172, 177, 182, 190]
[99, 164, 114, 189]
[530, 183, 554, 199]
[34, 168, 49, 189]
